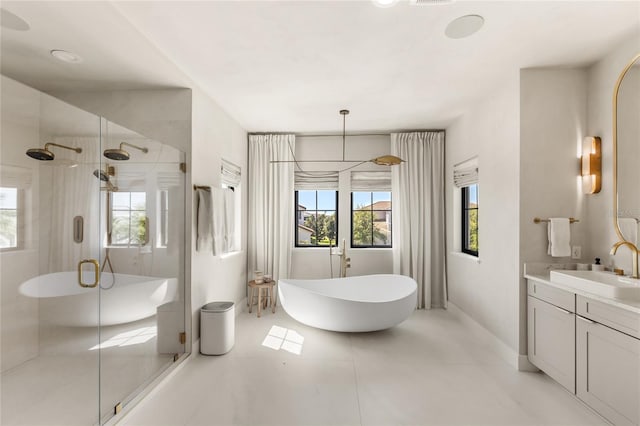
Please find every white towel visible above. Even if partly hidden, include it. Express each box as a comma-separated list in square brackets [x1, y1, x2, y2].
[211, 187, 226, 256]
[618, 217, 638, 246]
[196, 188, 213, 253]
[547, 218, 571, 257]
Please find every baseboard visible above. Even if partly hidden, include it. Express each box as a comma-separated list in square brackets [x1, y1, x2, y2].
[518, 354, 539, 372]
[447, 302, 536, 372]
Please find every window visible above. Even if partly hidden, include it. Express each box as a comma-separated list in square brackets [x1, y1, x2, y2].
[351, 191, 392, 248]
[111, 191, 147, 246]
[461, 184, 478, 256]
[0, 187, 19, 250]
[221, 158, 241, 253]
[295, 190, 338, 247]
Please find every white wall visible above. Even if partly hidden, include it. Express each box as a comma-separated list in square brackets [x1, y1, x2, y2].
[585, 36, 640, 274]
[190, 89, 247, 340]
[518, 68, 588, 356]
[291, 135, 393, 279]
[445, 74, 521, 364]
[0, 77, 41, 372]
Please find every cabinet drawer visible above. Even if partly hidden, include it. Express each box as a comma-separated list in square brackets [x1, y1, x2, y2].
[528, 280, 575, 312]
[577, 295, 640, 339]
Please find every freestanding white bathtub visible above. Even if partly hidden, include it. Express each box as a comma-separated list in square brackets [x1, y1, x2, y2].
[278, 274, 417, 332]
[19, 271, 178, 327]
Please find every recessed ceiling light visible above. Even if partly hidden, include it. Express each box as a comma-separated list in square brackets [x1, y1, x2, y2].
[372, 0, 399, 8]
[50, 49, 83, 64]
[0, 8, 30, 31]
[445, 14, 484, 39]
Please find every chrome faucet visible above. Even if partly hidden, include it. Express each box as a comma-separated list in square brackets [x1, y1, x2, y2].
[610, 240, 639, 279]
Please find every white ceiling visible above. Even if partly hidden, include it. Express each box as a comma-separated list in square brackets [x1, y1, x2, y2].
[2, 1, 639, 133]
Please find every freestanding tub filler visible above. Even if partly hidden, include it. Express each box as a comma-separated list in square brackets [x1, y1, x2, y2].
[19, 271, 178, 327]
[278, 274, 417, 332]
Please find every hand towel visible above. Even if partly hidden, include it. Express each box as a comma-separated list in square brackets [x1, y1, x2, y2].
[618, 217, 639, 246]
[547, 218, 571, 257]
[195, 188, 213, 253]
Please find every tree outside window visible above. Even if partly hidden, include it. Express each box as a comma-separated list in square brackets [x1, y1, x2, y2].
[111, 191, 147, 246]
[295, 190, 337, 247]
[462, 184, 478, 256]
[351, 191, 391, 248]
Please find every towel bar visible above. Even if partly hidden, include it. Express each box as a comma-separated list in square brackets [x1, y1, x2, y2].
[193, 185, 211, 191]
[533, 217, 579, 224]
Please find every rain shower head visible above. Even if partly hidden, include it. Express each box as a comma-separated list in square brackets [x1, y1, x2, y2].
[26, 143, 82, 161]
[103, 142, 148, 161]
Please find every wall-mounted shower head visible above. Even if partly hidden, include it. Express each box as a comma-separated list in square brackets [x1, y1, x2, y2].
[26, 143, 82, 161]
[103, 142, 148, 161]
[93, 169, 110, 182]
[93, 168, 117, 191]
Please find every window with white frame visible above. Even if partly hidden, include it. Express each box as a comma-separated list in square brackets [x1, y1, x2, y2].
[221, 159, 241, 253]
[111, 191, 147, 246]
[0, 187, 20, 250]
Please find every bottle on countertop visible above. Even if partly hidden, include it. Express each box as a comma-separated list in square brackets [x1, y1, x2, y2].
[592, 257, 605, 272]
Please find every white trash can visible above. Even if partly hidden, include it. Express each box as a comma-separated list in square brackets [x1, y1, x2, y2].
[200, 302, 235, 355]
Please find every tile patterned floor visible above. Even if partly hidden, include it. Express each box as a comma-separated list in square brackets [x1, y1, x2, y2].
[121, 308, 606, 426]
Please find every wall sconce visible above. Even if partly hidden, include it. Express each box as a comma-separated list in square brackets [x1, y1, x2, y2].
[581, 136, 601, 194]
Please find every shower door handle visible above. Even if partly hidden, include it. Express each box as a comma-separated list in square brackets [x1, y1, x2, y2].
[78, 259, 100, 288]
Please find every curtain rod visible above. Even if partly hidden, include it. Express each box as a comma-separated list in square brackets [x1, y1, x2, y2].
[248, 129, 445, 137]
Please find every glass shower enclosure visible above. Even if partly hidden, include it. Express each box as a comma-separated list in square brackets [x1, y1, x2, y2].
[0, 76, 186, 425]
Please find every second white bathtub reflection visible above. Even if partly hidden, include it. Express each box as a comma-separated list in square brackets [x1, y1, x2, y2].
[278, 274, 417, 332]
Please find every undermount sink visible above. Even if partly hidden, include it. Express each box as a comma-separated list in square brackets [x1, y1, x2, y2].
[550, 270, 640, 301]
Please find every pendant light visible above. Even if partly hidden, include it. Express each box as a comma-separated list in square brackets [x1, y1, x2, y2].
[271, 109, 405, 171]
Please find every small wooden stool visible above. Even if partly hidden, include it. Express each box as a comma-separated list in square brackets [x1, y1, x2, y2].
[247, 280, 276, 317]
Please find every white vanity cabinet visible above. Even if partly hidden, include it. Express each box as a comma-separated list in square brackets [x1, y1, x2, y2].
[576, 296, 640, 426]
[527, 281, 576, 392]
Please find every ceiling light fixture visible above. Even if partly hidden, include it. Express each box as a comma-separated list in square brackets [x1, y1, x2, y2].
[270, 110, 405, 171]
[50, 49, 83, 64]
[445, 14, 484, 39]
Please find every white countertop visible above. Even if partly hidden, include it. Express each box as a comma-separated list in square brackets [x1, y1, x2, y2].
[524, 266, 640, 315]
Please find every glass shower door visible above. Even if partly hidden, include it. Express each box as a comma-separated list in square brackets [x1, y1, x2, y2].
[98, 119, 186, 423]
[0, 83, 103, 426]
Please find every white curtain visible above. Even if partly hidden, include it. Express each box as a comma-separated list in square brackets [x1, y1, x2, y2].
[248, 134, 295, 281]
[391, 131, 447, 309]
[47, 137, 101, 272]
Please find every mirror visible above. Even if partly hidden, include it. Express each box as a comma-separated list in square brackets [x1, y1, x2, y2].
[613, 53, 640, 243]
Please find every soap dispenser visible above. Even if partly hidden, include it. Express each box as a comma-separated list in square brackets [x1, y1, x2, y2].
[592, 257, 605, 272]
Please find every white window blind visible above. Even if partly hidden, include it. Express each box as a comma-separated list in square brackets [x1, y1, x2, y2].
[294, 171, 339, 190]
[453, 157, 478, 188]
[221, 159, 241, 188]
[350, 171, 391, 191]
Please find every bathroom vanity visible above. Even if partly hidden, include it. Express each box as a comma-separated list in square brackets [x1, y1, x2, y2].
[525, 265, 640, 426]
